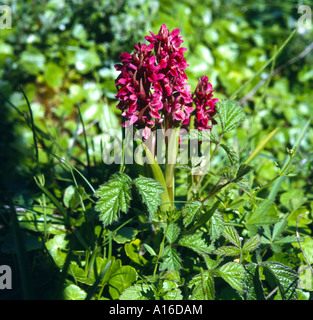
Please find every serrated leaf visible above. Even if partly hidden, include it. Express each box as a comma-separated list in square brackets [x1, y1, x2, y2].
[119, 283, 154, 300]
[133, 176, 164, 219]
[188, 271, 215, 300]
[178, 232, 213, 255]
[243, 263, 266, 300]
[242, 234, 261, 253]
[220, 143, 239, 165]
[222, 225, 241, 248]
[217, 100, 246, 133]
[209, 211, 225, 243]
[272, 220, 288, 241]
[246, 200, 280, 225]
[213, 246, 242, 256]
[160, 245, 182, 272]
[261, 261, 298, 300]
[95, 173, 132, 228]
[165, 223, 181, 244]
[182, 200, 203, 227]
[235, 164, 254, 181]
[218, 262, 245, 292]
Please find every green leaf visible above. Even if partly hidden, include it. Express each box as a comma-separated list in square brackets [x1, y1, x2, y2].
[218, 262, 245, 292]
[63, 284, 87, 300]
[113, 227, 138, 244]
[244, 127, 280, 165]
[246, 200, 280, 225]
[134, 176, 164, 219]
[165, 223, 181, 244]
[119, 283, 154, 300]
[178, 232, 213, 255]
[222, 225, 242, 248]
[108, 265, 138, 300]
[160, 245, 182, 272]
[188, 271, 215, 300]
[242, 234, 261, 253]
[143, 243, 157, 256]
[182, 200, 203, 227]
[45, 234, 68, 269]
[243, 263, 266, 300]
[217, 100, 246, 133]
[235, 164, 254, 181]
[213, 246, 242, 256]
[220, 143, 239, 165]
[209, 211, 225, 243]
[44, 62, 64, 88]
[272, 220, 288, 241]
[124, 239, 148, 266]
[95, 173, 132, 228]
[261, 261, 298, 300]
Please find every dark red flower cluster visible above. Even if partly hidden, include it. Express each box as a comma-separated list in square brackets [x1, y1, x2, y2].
[114, 24, 218, 138]
[193, 75, 219, 131]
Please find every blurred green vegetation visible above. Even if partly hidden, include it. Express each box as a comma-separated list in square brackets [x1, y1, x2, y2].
[0, 0, 312, 299]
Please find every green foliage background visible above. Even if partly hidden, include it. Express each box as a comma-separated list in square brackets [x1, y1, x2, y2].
[0, 0, 312, 300]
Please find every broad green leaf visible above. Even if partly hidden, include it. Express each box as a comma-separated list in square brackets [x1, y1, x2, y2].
[133, 176, 164, 219]
[95, 173, 132, 228]
[218, 262, 245, 292]
[217, 100, 246, 133]
[119, 283, 154, 300]
[178, 232, 213, 255]
[161, 275, 183, 300]
[109, 265, 138, 300]
[246, 200, 280, 225]
[272, 220, 288, 241]
[213, 246, 242, 256]
[124, 239, 148, 266]
[222, 225, 242, 248]
[160, 245, 182, 272]
[63, 284, 87, 300]
[113, 227, 138, 244]
[165, 223, 181, 244]
[188, 271, 215, 300]
[242, 234, 261, 253]
[182, 200, 203, 227]
[261, 261, 298, 300]
[209, 211, 225, 243]
[45, 234, 68, 269]
[44, 62, 64, 88]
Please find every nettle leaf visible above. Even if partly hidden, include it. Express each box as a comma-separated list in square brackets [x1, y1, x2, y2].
[95, 173, 132, 228]
[217, 262, 245, 292]
[261, 261, 298, 300]
[243, 263, 266, 300]
[214, 246, 242, 256]
[178, 232, 213, 255]
[119, 283, 154, 300]
[217, 99, 246, 133]
[188, 271, 215, 300]
[133, 176, 164, 219]
[209, 211, 225, 243]
[160, 245, 182, 272]
[242, 234, 261, 253]
[220, 143, 239, 166]
[246, 200, 280, 226]
[165, 223, 181, 244]
[182, 200, 203, 227]
[222, 225, 242, 248]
